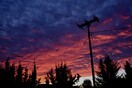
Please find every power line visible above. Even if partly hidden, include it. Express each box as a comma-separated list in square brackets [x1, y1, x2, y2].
[91, 27, 129, 34]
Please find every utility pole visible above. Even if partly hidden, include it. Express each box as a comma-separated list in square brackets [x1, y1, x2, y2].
[77, 16, 99, 88]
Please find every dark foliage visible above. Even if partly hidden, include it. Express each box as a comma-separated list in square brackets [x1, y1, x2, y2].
[0, 55, 132, 88]
[124, 61, 132, 87]
[95, 55, 132, 88]
[0, 59, 40, 88]
[45, 62, 80, 88]
[82, 79, 93, 88]
[95, 55, 120, 88]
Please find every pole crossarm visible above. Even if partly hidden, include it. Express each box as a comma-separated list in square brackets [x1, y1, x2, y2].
[77, 15, 99, 29]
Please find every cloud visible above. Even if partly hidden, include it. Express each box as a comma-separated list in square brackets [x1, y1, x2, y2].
[102, 18, 113, 24]
[0, 0, 132, 84]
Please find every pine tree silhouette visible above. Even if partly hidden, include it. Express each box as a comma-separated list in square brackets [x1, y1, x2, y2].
[23, 67, 29, 88]
[96, 55, 120, 88]
[31, 62, 37, 88]
[0, 59, 16, 88]
[0, 59, 41, 88]
[16, 62, 23, 88]
[124, 61, 132, 87]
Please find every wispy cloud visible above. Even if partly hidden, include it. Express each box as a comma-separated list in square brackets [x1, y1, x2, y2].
[0, 0, 131, 83]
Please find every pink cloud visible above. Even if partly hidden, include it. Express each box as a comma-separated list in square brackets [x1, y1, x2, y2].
[0, 24, 131, 84]
[92, 34, 116, 46]
[102, 18, 113, 25]
[119, 15, 130, 20]
[113, 49, 122, 54]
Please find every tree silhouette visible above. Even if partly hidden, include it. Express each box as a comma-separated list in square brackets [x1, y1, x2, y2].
[45, 62, 80, 88]
[9, 63, 16, 88]
[0, 56, 132, 88]
[26, 62, 40, 88]
[46, 68, 55, 85]
[0, 59, 16, 88]
[124, 61, 132, 79]
[23, 67, 29, 88]
[124, 61, 132, 87]
[30, 62, 40, 88]
[0, 61, 6, 88]
[0, 59, 40, 88]
[82, 79, 93, 88]
[96, 55, 120, 88]
[16, 62, 23, 88]
[45, 76, 50, 85]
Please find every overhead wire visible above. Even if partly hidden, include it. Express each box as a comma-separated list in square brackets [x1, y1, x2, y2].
[91, 27, 129, 34]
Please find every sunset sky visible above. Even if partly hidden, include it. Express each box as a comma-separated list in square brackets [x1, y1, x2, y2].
[0, 0, 132, 84]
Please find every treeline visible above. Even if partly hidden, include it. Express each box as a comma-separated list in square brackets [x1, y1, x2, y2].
[0, 55, 132, 88]
[82, 55, 132, 88]
[0, 59, 40, 88]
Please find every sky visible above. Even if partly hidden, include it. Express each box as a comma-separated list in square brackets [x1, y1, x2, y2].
[0, 0, 132, 84]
